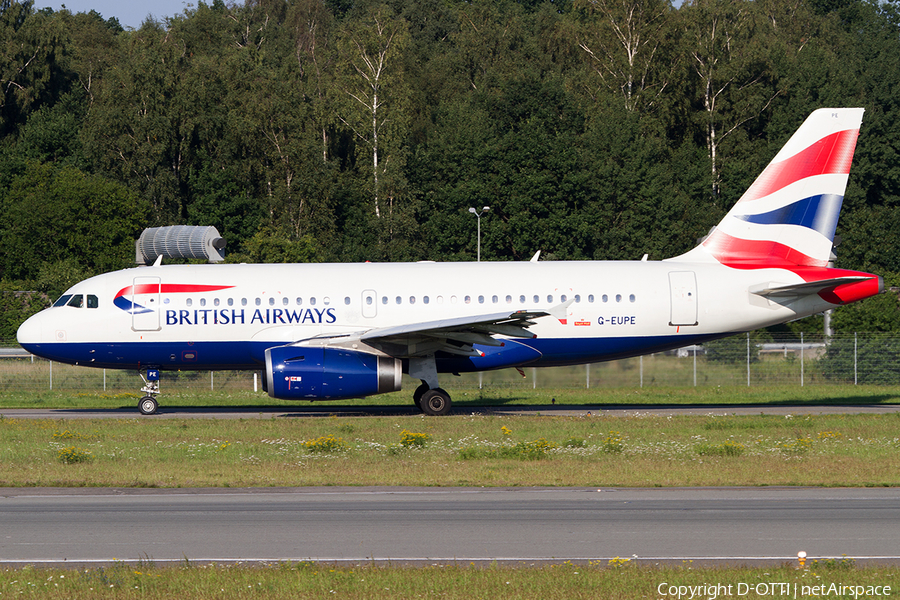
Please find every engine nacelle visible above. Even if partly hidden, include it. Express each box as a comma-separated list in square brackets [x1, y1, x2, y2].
[265, 345, 402, 400]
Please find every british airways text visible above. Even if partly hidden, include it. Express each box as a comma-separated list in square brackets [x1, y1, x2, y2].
[166, 308, 337, 326]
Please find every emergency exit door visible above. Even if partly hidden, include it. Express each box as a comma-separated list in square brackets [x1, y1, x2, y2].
[668, 271, 698, 326]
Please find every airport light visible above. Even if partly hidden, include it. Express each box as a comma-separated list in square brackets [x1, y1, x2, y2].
[468, 206, 490, 262]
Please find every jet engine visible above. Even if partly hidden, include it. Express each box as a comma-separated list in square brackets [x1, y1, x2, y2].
[265, 345, 402, 400]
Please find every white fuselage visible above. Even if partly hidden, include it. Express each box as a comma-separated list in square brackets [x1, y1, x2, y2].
[17, 259, 836, 373]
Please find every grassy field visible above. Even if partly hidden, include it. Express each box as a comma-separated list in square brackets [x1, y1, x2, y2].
[1, 560, 896, 599]
[2, 410, 899, 487]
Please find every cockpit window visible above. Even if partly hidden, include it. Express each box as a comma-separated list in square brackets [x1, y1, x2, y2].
[53, 294, 73, 307]
[87, 295, 99, 308]
[66, 295, 84, 308]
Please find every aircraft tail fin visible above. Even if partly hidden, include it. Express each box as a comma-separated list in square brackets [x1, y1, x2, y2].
[672, 108, 864, 268]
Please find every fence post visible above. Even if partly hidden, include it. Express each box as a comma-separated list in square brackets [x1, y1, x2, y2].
[211, 371, 214, 391]
[693, 345, 697, 387]
[800, 332, 804, 387]
[746, 333, 750, 387]
[640, 355, 643, 388]
[49, 360, 52, 390]
[586, 364, 590, 389]
[854, 332, 858, 385]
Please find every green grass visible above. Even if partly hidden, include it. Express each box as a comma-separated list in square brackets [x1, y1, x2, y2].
[2, 412, 899, 487]
[0, 560, 896, 599]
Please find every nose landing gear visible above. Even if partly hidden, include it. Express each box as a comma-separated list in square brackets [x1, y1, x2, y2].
[138, 368, 161, 415]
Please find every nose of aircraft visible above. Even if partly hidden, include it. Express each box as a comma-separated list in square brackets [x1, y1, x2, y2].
[16, 312, 42, 347]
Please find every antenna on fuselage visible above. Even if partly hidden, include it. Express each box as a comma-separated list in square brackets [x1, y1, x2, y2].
[135, 225, 226, 265]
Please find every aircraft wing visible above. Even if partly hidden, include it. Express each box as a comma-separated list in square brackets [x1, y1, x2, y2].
[749, 276, 872, 298]
[295, 301, 571, 358]
[358, 308, 552, 358]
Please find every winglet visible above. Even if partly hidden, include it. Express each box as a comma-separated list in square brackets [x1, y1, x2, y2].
[549, 298, 575, 324]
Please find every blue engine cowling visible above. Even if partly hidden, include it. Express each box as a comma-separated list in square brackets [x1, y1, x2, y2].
[265, 345, 402, 400]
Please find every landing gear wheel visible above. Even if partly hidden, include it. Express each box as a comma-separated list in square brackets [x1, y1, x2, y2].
[139, 396, 158, 416]
[420, 388, 452, 416]
[413, 382, 429, 411]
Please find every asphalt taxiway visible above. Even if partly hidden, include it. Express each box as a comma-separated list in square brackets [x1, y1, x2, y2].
[1, 487, 899, 567]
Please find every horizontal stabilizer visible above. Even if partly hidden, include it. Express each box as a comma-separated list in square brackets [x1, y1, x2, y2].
[750, 276, 872, 298]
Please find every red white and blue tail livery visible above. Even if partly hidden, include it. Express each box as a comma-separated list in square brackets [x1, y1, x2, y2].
[679, 108, 861, 269]
[17, 109, 882, 415]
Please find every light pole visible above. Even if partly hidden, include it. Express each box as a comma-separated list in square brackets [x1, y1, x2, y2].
[468, 206, 490, 262]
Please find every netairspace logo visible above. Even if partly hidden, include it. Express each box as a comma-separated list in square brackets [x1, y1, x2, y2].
[657, 581, 892, 599]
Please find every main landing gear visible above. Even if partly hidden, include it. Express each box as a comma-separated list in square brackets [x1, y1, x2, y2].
[410, 355, 453, 416]
[413, 382, 451, 416]
[138, 368, 161, 415]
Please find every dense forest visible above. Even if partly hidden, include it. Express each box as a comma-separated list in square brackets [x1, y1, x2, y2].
[1, 0, 900, 340]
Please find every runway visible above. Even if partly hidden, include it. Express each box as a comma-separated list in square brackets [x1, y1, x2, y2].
[2, 487, 899, 566]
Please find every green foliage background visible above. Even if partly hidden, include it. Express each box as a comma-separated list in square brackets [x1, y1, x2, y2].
[1, 0, 900, 338]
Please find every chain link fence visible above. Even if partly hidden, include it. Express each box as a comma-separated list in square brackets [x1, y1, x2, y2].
[1, 333, 897, 394]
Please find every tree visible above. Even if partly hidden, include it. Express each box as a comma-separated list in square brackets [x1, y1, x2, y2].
[0, 161, 150, 280]
[0, 1, 71, 136]
[681, 0, 781, 206]
[334, 3, 410, 219]
[574, 0, 676, 113]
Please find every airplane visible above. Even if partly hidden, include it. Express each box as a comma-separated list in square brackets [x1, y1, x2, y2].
[16, 108, 882, 416]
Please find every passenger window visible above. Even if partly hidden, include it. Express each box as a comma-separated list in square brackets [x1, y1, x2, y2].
[283, 297, 289, 306]
[602, 294, 608, 303]
[533, 295, 539, 303]
[410, 296, 416, 305]
[296, 298, 303, 305]
[228, 298, 234, 307]
[310, 297, 317, 306]
[323, 297, 330, 305]
[186, 298, 193, 307]
[396, 296, 402, 305]
[255, 298, 261, 306]
[546, 295, 554, 303]
[465, 296, 471, 304]
[200, 298, 206, 307]
[491, 295, 498, 303]
[269, 297, 275, 306]
[519, 295, 526, 303]
[242, 298, 248, 306]
[381, 296, 388, 305]
[616, 294, 622, 303]
[561, 294, 567, 302]
[478, 295, 485, 304]
[574, 295, 581, 303]
[588, 294, 595, 303]
[630, 294, 636, 303]
[87, 295, 99, 309]
[424, 296, 430, 304]
[214, 298, 220, 307]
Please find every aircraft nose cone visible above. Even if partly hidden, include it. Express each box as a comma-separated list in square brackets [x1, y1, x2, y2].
[16, 313, 42, 347]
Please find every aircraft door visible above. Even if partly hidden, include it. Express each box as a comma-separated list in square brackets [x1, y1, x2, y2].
[362, 289, 377, 318]
[132, 276, 161, 331]
[668, 271, 698, 326]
